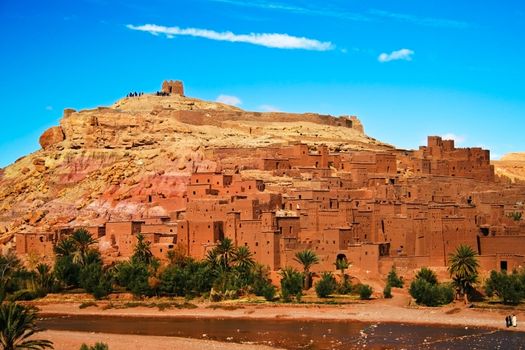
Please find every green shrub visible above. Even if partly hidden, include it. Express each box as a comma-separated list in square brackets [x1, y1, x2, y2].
[54, 255, 80, 288]
[485, 270, 524, 305]
[415, 267, 438, 285]
[252, 277, 276, 301]
[261, 283, 276, 301]
[79, 263, 112, 299]
[409, 267, 453, 307]
[409, 279, 454, 306]
[383, 284, 392, 298]
[358, 284, 373, 300]
[387, 267, 404, 288]
[337, 277, 352, 295]
[315, 272, 337, 298]
[115, 262, 151, 297]
[279, 267, 303, 302]
[159, 261, 214, 298]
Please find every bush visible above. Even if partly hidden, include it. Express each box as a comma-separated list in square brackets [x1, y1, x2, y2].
[54, 255, 80, 288]
[315, 272, 337, 298]
[415, 267, 438, 285]
[252, 277, 276, 301]
[383, 284, 392, 298]
[409, 279, 454, 307]
[115, 262, 151, 297]
[79, 263, 112, 299]
[387, 267, 404, 288]
[358, 284, 373, 300]
[159, 260, 215, 298]
[485, 270, 524, 305]
[261, 283, 276, 301]
[279, 267, 303, 302]
[409, 267, 450, 307]
[337, 277, 352, 295]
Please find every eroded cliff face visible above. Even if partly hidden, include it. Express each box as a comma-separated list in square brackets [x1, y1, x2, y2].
[0, 84, 388, 239]
[493, 153, 525, 183]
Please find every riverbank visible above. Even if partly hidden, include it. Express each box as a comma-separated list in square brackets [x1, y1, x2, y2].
[40, 330, 282, 350]
[33, 296, 525, 332]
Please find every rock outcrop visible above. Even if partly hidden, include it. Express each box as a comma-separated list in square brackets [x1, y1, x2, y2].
[39, 126, 65, 150]
[0, 81, 387, 238]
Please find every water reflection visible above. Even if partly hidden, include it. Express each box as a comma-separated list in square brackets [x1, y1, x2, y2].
[38, 315, 525, 349]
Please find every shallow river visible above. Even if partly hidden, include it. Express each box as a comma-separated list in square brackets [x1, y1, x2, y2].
[38, 315, 525, 349]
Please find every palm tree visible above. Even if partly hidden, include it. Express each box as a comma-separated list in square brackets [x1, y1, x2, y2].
[71, 229, 97, 266]
[0, 302, 54, 350]
[0, 252, 24, 301]
[279, 266, 303, 301]
[448, 244, 479, 303]
[335, 258, 350, 278]
[34, 263, 55, 293]
[53, 238, 76, 258]
[214, 238, 236, 270]
[294, 249, 319, 289]
[131, 233, 153, 265]
[232, 246, 255, 271]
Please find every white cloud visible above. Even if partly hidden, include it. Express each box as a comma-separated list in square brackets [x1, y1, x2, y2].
[45, 106, 53, 111]
[441, 133, 466, 144]
[127, 24, 334, 51]
[259, 104, 281, 112]
[216, 94, 242, 106]
[378, 48, 414, 62]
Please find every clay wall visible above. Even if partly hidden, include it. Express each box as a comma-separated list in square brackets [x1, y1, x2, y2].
[15, 233, 55, 257]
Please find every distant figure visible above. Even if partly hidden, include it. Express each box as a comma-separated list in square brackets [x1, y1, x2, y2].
[506, 315, 511, 328]
[512, 314, 517, 327]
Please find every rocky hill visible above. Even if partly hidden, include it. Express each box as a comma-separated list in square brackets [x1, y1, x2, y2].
[0, 81, 391, 241]
[492, 153, 525, 183]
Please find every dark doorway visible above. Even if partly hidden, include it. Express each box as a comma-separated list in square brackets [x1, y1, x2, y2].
[500, 260, 508, 271]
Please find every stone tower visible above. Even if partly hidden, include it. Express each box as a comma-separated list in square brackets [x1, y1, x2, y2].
[161, 80, 184, 96]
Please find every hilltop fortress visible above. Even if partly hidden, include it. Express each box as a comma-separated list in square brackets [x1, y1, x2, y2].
[2, 81, 525, 278]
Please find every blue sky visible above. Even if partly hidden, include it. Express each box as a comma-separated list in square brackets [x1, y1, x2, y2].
[1, 0, 524, 167]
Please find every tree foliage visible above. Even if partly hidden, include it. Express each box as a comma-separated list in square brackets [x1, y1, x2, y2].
[448, 244, 479, 302]
[279, 267, 303, 302]
[358, 284, 373, 300]
[484, 270, 525, 305]
[409, 267, 454, 307]
[387, 266, 404, 288]
[0, 302, 54, 350]
[294, 250, 319, 289]
[315, 272, 337, 298]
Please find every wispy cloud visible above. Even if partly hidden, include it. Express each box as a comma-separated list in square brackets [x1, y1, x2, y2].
[207, 0, 368, 22]
[216, 94, 242, 106]
[259, 104, 281, 112]
[378, 48, 414, 62]
[126, 24, 334, 51]
[45, 106, 53, 111]
[368, 9, 469, 29]
[206, 0, 469, 28]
